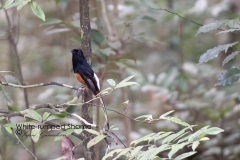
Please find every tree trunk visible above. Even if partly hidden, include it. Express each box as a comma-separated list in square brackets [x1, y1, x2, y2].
[79, 0, 95, 159]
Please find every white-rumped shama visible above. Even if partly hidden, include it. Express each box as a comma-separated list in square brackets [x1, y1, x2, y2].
[71, 49, 100, 95]
[71, 48, 109, 129]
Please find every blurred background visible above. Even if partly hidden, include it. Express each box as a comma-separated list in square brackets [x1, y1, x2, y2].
[1, 0, 240, 159]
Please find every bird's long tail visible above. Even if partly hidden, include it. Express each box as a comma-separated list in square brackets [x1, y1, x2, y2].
[99, 94, 109, 130]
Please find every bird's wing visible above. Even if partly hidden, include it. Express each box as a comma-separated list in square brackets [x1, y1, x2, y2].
[76, 66, 100, 95]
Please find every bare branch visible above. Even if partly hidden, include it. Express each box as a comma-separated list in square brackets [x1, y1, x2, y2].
[148, 7, 226, 31]
[100, 0, 113, 37]
[72, 113, 97, 127]
[0, 80, 78, 90]
[13, 129, 37, 160]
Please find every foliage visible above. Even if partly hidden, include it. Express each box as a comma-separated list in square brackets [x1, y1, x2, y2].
[196, 18, 240, 86]
[0, 0, 239, 160]
[0, 74, 224, 160]
[102, 111, 223, 160]
[1, 0, 45, 21]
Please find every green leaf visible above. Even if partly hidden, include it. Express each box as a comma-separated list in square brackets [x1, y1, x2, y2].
[54, 129, 74, 141]
[174, 131, 190, 143]
[24, 109, 42, 122]
[148, 144, 170, 158]
[87, 134, 106, 148]
[110, 125, 117, 130]
[162, 116, 191, 129]
[42, 112, 50, 121]
[102, 149, 123, 160]
[225, 18, 240, 29]
[91, 29, 104, 45]
[118, 75, 135, 84]
[130, 146, 143, 158]
[154, 132, 173, 142]
[46, 115, 59, 122]
[222, 51, 240, 66]
[196, 20, 228, 35]
[1, 0, 14, 9]
[29, 1, 45, 21]
[139, 144, 169, 160]
[198, 42, 238, 64]
[52, 113, 67, 118]
[63, 129, 75, 136]
[16, 0, 29, 10]
[174, 151, 196, 160]
[122, 100, 129, 106]
[31, 128, 40, 142]
[134, 114, 152, 121]
[200, 137, 210, 141]
[40, 18, 62, 26]
[0, 117, 5, 121]
[188, 126, 209, 142]
[113, 148, 131, 160]
[99, 87, 112, 95]
[160, 110, 175, 118]
[148, 132, 164, 143]
[217, 29, 240, 35]
[141, 15, 157, 23]
[71, 36, 82, 43]
[206, 127, 224, 135]
[4, 127, 12, 134]
[84, 129, 100, 135]
[115, 82, 139, 89]
[216, 66, 240, 86]
[74, 129, 83, 134]
[130, 133, 155, 146]
[99, 48, 111, 56]
[107, 79, 116, 86]
[192, 141, 200, 151]
[110, 125, 119, 131]
[168, 144, 181, 159]
[162, 127, 190, 144]
[3, 0, 22, 9]
[5, 122, 36, 129]
[178, 134, 191, 143]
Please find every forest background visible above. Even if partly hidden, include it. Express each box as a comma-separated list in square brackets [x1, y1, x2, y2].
[0, 0, 240, 160]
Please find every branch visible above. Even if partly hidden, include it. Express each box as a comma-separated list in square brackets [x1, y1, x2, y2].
[149, 7, 225, 31]
[72, 113, 97, 127]
[100, 0, 113, 37]
[0, 80, 78, 90]
[13, 129, 37, 160]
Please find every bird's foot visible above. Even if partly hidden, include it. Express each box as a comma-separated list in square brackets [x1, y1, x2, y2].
[77, 86, 86, 98]
[78, 86, 86, 91]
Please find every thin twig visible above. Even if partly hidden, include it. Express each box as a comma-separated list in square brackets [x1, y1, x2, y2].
[72, 113, 97, 127]
[99, 94, 109, 130]
[13, 129, 37, 160]
[100, 0, 113, 36]
[1, 1, 30, 109]
[149, 7, 225, 31]
[0, 80, 78, 90]
[48, 103, 98, 128]
[2, 5, 35, 154]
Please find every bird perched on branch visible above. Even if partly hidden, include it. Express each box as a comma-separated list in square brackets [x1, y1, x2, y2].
[71, 48, 109, 129]
[71, 49, 100, 96]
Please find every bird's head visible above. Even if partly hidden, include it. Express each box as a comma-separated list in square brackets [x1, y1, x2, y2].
[71, 49, 84, 56]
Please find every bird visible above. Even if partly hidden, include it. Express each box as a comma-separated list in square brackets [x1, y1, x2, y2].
[71, 48, 100, 96]
[71, 48, 109, 129]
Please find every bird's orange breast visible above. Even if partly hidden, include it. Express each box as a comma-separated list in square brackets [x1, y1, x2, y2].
[74, 73, 86, 86]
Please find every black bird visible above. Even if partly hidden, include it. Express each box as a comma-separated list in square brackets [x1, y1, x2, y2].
[71, 49, 100, 95]
[71, 48, 109, 129]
